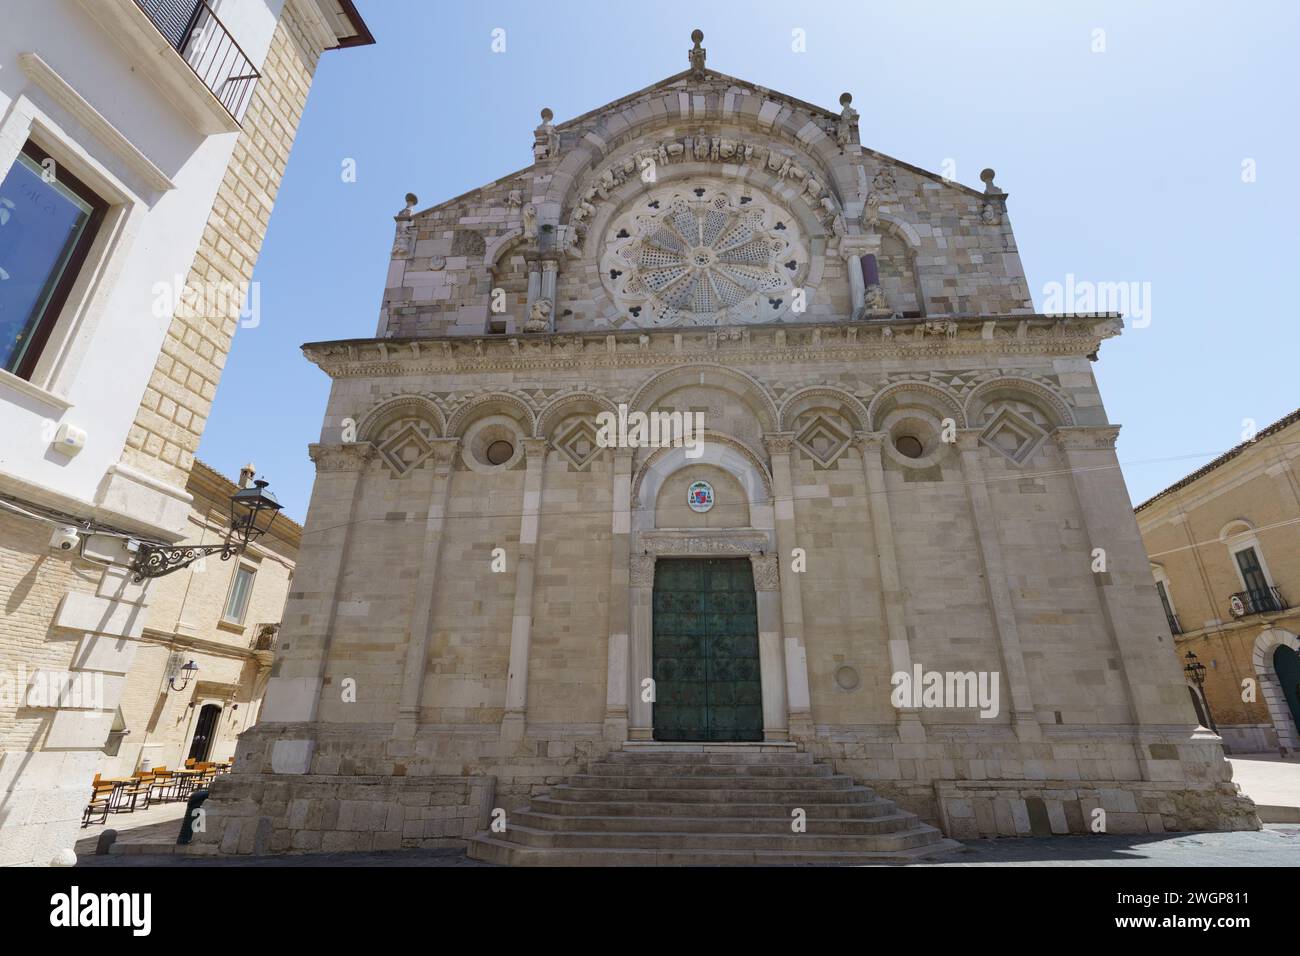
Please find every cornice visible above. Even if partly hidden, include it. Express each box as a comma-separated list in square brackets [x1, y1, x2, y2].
[304, 315, 1122, 380]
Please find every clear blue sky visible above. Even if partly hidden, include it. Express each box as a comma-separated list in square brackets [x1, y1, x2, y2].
[198, 0, 1300, 522]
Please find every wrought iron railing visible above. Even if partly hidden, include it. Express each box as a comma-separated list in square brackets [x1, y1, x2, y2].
[1228, 586, 1288, 618]
[1166, 613, 1182, 636]
[135, 0, 260, 121]
[250, 622, 279, 652]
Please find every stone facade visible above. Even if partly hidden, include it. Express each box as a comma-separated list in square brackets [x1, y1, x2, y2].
[1136, 410, 1300, 756]
[196, 35, 1257, 855]
[0, 1, 370, 866]
[100, 460, 300, 779]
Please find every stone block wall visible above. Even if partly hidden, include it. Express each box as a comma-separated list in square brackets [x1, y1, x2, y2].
[190, 771, 496, 855]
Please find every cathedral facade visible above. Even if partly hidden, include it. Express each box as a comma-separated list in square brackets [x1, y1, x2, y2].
[196, 34, 1255, 860]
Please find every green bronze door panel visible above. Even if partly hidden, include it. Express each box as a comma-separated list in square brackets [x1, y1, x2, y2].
[653, 557, 763, 742]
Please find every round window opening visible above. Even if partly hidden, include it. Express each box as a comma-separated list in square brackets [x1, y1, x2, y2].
[895, 435, 924, 459]
[486, 440, 515, 466]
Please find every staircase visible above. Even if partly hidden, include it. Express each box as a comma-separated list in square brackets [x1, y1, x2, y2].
[467, 743, 960, 866]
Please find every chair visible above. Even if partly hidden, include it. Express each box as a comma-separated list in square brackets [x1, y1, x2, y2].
[119, 773, 154, 813]
[148, 768, 176, 803]
[82, 783, 114, 827]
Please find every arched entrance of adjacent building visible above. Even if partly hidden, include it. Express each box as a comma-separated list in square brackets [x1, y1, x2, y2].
[1274, 644, 1300, 738]
[1252, 628, 1300, 754]
[187, 703, 221, 762]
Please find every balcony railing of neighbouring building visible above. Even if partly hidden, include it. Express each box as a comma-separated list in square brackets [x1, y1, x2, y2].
[250, 623, 279, 652]
[1228, 586, 1289, 618]
[135, 0, 261, 121]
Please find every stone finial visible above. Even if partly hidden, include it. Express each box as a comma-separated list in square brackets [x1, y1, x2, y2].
[533, 108, 557, 162]
[836, 92, 859, 148]
[980, 168, 1003, 195]
[688, 29, 706, 76]
[398, 192, 417, 217]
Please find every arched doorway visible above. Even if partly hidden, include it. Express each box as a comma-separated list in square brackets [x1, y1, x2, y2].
[1252, 628, 1300, 754]
[1274, 644, 1300, 737]
[652, 557, 763, 741]
[187, 704, 221, 762]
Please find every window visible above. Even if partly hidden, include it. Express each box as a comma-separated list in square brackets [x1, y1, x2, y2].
[222, 565, 256, 624]
[0, 141, 108, 379]
[1234, 547, 1269, 596]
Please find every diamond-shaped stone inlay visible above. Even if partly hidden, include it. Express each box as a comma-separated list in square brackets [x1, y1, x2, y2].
[555, 420, 601, 470]
[979, 407, 1046, 466]
[795, 415, 851, 468]
[379, 423, 433, 476]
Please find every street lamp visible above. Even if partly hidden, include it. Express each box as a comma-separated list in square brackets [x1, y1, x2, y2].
[1182, 650, 1218, 734]
[169, 659, 199, 692]
[129, 478, 283, 581]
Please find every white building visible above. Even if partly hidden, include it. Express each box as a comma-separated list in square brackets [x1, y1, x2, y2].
[0, 0, 371, 867]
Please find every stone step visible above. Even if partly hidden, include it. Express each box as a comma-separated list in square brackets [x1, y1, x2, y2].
[567, 773, 854, 790]
[548, 784, 877, 804]
[587, 760, 832, 778]
[513, 810, 920, 835]
[499, 823, 945, 853]
[605, 750, 814, 766]
[528, 795, 900, 819]
[466, 835, 963, 867]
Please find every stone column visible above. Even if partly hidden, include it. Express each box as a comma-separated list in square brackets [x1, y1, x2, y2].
[524, 257, 541, 314]
[628, 553, 656, 740]
[604, 448, 634, 742]
[394, 438, 460, 737]
[846, 252, 865, 317]
[750, 551, 790, 740]
[762, 434, 814, 740]
[954, 431, 1040, 740]
[853, 432, 925, 742]
[255, 442, 374, 775]
[1055, 426, 1193, 735]
[540, 259, 558, 307]
[501, 437, 549, 747]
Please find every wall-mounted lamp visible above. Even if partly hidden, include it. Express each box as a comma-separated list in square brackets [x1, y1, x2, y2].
[170, 659, 199, 692]
[129, 478, 283, 581]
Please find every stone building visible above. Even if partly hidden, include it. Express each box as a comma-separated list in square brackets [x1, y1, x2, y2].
[197, 32, 1256, 863]
[99, 460, 300, 779]
[1136, 410, 1300, 755]
[0, 0, 370, 866]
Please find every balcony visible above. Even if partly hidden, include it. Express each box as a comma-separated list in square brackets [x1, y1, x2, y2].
[1166, 613, 1182, 636]
[78, 0, 256, 134]
[1228, 586, 1289, 618]
[250, 623, 280, 652]
[136, 0, 260, 121]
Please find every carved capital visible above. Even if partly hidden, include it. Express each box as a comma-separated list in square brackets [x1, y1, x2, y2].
[430, 437, 461, 467]
[522, 437, 551, 461]
[309, 442, 376, 473]
[749, 552, 780, 590]
[630, 554, 656, 588]
[851, 431, 888, 452]
[762, 432, 797, 457]
[1053, 425, 1121, 451]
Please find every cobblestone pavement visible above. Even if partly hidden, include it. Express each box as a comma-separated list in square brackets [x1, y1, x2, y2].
[75, 825, 1300, 867]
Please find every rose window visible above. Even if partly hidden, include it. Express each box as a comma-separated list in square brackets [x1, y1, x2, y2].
[599, 181, 808, 326]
